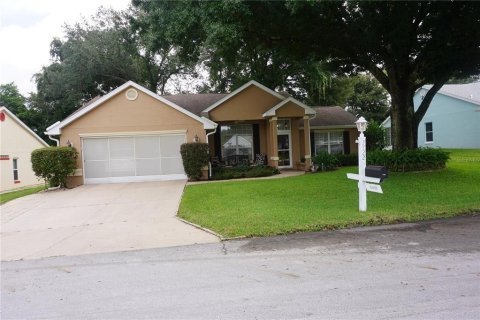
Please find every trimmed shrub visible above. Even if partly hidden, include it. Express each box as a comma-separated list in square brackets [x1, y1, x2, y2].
[212, 166, 279, 180]
[312, 151, 340, 172]
[367, 148, 450, 172]
[180, 142, 209, 180]
[365, 120, 385, 151]
[336, 153, 358, 166]
[31, 147, 78, 187]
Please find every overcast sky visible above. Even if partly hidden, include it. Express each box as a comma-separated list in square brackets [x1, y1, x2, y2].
[0, 0, 131, 96]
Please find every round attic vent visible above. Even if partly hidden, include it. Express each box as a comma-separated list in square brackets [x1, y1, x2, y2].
[125, 88, 138, 101]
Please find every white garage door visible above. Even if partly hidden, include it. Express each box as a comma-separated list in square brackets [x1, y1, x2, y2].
[82, 134, 186, 184]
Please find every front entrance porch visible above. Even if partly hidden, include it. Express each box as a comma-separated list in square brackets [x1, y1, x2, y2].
[209, 114, 313, 171]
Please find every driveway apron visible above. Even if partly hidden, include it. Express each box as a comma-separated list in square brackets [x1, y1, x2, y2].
[1, 181, 218, 261]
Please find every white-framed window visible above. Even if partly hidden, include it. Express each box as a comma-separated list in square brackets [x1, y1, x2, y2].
[13, 158, 19, 181]
[314, 131, 344, 155]
[385, 127, 392, 146]
[277, 119, 291, 131]
[221, 124, 254, 161]
[425, 122, 433, 143]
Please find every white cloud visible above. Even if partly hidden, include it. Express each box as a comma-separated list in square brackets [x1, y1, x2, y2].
[0, 0, 131, 95]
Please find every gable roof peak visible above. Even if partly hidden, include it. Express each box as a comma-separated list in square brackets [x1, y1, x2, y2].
[0, 106, 49, 146]
[201, 80, 286, 115]
[45, 81, 217, 135]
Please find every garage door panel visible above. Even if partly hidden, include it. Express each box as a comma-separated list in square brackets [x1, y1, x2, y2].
[83, 138, 108, 161]
[135, 136, 160, 158]
[84, 161, 110, 178]
[161, 158, 184, 175]
[83, 134, 186, 183]
[110, 159, 136, 177]
[136, 159, 162, 176]
[160, 135, 185, 157]
[109, 137, 134, 159]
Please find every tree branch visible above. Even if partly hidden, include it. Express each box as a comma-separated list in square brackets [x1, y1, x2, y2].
[414, 81, 444, 127]
[365, 61, 390, 92]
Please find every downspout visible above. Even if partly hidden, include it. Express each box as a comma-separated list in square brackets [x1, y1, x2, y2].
[46, 135, 61, 190]
[48, 135, 60, 146]
[205, 127, 217, 179]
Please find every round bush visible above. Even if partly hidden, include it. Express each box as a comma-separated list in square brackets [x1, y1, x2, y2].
[180, 143, 209, 180]
[31, 147, 78, 187]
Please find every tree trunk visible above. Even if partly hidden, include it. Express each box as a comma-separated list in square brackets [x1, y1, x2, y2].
[389, 81, 416, 150]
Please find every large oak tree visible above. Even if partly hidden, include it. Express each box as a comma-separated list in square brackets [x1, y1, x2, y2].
[133, 0, 480, 150]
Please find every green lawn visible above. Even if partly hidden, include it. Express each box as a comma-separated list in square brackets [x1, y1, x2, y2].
[0, 185, 46, 205]
[178, 149, 480, 238]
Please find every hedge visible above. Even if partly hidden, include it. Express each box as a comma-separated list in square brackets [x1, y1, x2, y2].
[212, 165, 279, 180]
[180, 142, 209, 180]
[367, 148, 450, 172]
[312, 152, 340, 172]
[31, 147, 78, 187]
[336, 153, 358, 166]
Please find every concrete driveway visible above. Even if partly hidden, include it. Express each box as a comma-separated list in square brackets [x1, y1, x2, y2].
[1, 181, 218, 261]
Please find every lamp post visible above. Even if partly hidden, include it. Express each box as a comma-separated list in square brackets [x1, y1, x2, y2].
[356, 117, 368, 212]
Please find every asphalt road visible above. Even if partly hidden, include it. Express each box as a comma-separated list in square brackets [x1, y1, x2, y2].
[2, 216, 480, 319]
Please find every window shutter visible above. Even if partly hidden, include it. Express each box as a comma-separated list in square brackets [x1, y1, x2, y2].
[253, 124, 260, 156]
[214, 127, 222, 160]
[343, 131, 350, 154]
[310, 131, 315, 156]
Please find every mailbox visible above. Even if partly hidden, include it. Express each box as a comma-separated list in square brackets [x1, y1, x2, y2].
[365, 165, 388, 182]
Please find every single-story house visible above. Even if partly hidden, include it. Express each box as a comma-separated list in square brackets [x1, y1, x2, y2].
[45, 80, 358, 186]
[0, 106, 49, 193]
[382, 82, 480, 148]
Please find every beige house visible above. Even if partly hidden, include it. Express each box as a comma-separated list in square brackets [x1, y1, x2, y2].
[0, 106, 49, 192]
[45, 80, 358, 187]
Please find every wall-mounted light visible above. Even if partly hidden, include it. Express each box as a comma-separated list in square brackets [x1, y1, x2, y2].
[194, 134, 199, 142]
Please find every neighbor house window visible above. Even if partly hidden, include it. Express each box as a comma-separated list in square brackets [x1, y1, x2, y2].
[13, 158, 19, 181]
[314, 131, 344, 155]
[221, 124, 254, 162]
[425, 122, 433, 143]
[385, 127, 392, 146]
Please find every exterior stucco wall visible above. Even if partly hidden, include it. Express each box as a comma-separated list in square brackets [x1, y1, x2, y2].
[276, 102, 306, 118]
[0, 113, 46, 192]
[290, 118, 301, 168]
[414, 89, 480, 148]
[59, 86, 206, 187]
[383, 89, 480, 149]
[208, 85, 282, 121]
[348, 128, 359, 154]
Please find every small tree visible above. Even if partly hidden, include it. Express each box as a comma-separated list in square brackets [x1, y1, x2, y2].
[365, 121, 385, 151]
[31, 147, 78, 187]
[180, 143, 209, 180]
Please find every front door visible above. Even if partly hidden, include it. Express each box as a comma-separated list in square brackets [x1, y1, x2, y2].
[277, 133, 291, 168]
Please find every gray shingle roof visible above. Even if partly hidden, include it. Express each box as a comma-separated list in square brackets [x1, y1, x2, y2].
[305, 106, 357, 127]
[162, 93, 228, 116]
[424, 82, 480, 104]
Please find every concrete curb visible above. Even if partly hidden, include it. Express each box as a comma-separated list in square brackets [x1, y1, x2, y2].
[175, 217, 249, 241]
[175, 217, 223, 239]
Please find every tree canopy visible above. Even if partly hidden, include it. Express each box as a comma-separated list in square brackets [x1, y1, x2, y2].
[132, 0, 480, 149]
[0, 83, 27, 116]
[7, 1, 479, 151]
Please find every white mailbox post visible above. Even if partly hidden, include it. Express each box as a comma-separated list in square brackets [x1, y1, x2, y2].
[356, 117, 368, 211]
[346, 117, 385, 212]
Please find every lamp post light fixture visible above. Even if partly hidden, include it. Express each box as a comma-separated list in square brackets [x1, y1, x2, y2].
[356, 117, 368, 212]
